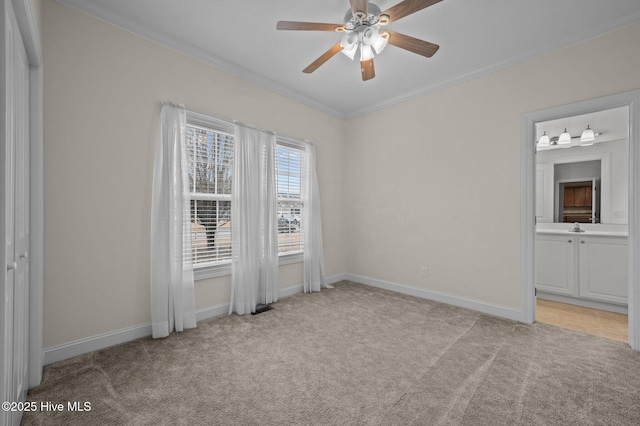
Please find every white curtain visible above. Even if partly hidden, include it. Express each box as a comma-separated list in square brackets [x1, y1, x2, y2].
[302, 144, 330, 292]
[150, 104, 196, 338]
[229, 124, 279, 314]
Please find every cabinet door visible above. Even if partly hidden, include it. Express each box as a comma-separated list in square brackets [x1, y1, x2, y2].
[574, 187, 586, 207]
[536, 163, 554, 223]
[536, 235, 576, 296]
[564, 187, 575, 207]
[578, 237, 627, 305]
[585, 186, 592, 207]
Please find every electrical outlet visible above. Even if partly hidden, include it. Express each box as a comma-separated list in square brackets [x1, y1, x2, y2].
[614, 211, 625, 218]
[421, 267, 429, 279]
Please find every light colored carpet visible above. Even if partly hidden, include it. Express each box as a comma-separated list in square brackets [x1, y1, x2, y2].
[23, 281, 640, 425]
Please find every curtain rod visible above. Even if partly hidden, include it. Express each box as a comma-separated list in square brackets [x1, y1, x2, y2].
[164, 102, 315, 147]
[233, 119, 276, 136]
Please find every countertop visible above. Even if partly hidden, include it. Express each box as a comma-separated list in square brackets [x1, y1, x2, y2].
[536, 229, 628, 237]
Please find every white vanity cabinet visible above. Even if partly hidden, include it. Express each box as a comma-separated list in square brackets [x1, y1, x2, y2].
[578, 236, 628, 304]
[536, 232, 628, 306]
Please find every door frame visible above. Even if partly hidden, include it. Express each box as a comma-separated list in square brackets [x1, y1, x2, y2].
[521, 90, 640, 350]
[1, 0, 43, 390]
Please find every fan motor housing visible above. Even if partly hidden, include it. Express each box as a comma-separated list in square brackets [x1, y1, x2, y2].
[343, 3, 382, 29]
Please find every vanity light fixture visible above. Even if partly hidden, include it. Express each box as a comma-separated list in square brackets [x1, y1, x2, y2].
[537, 131, 550, 146]
[538, 127, 602, 149]
[580, 124, 595, 145]
[558, 128, 571, 144]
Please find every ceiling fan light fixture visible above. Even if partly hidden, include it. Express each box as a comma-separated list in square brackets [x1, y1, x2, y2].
[340, 32, 358, 60]
[558, 128, 571, 144]
[580, 124, 595, 144]
[361, 26, 378, 45]
[341, 43, 358, 60]
[372, 31, 389, 54]
[538, 131, 550, 146]
[360, 44, 374, 61]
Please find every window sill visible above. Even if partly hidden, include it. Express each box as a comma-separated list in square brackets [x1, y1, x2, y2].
[193, 252, 303, 281]
[278, 251, 303, 266]
[193, 263, 232, 281]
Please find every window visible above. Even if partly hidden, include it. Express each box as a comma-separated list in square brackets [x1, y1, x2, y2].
[185, 120, 234, 276]
[184, 113, 308, 278]
[276, 142, 305, 255]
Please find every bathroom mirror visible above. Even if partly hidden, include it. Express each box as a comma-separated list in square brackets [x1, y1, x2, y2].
[535, 106, 629, 225]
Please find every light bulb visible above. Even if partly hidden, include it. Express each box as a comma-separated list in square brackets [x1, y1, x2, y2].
[580, 125, 595, 144]
[558, 128, 571, 145]
[538, 131, 550, 146]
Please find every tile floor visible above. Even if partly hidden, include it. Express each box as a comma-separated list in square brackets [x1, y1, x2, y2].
[536, 298, 628, 343]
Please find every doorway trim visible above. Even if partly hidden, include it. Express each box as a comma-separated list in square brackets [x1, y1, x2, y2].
[521, 89, 640, 351]
[11, 0, 44, 386]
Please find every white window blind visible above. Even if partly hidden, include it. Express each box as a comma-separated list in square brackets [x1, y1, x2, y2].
[185, 124, 234, 266]
[276, 142, 305, 254]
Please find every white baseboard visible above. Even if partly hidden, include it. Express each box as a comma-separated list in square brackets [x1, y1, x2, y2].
[345, 273, 522, 322]
[194, 302, 230, 322]
[43, 273, 347, 366]
[43, 323, 153, 366]
[279, 283, 303, 299]
[326, 273, 347, 286]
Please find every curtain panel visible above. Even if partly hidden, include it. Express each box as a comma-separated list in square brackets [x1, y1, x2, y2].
[150, 104, 196, 338]
[302, 144, 330, 293]
[229, 124, 279, 314]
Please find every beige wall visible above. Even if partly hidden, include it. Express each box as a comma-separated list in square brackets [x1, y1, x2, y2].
[43, 0, 640, 350]
[344, 23, 640, 309]
[42, 0, 346, 348]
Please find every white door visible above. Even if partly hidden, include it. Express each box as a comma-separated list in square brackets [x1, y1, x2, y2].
[1, 0, 30, 424]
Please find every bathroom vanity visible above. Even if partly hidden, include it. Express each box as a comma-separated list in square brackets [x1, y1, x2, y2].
[536, 225, 628, 313]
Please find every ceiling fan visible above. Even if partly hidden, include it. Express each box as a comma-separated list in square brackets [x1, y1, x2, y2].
[276, 0, 443, 81]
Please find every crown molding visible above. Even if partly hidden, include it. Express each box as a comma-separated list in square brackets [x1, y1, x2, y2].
[346, 10, 640, 118]
[54, 0, 640, 120]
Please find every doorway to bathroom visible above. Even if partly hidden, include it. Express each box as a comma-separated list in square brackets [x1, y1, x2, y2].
[520, 90, 640, 350]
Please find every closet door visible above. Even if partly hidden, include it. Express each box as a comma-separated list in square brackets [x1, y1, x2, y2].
[1, 0, 30, 424]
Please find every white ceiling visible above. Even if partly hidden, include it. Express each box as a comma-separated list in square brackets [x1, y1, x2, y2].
[56, 0, 640, 118]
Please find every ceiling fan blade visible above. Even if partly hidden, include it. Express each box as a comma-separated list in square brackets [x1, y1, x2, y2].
[303, 42, 344, 74]
[380, 0, 443, 24]
[360, 58, 375, 81]
[349, 0, 368, 16]
[386, 30, 439, 57]
[276, 21, 345, 31]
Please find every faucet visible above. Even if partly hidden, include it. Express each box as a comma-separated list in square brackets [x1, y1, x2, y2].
[569, 222, 584, 232]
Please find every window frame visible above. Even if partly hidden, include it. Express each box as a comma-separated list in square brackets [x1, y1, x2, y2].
[275, 137, 307, 260]
[185, 112, 307, 281]
[186, 111, 236, 280]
